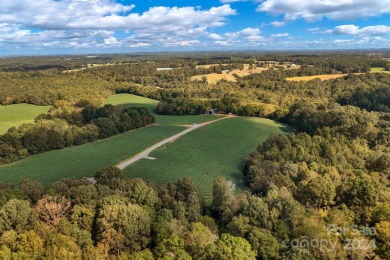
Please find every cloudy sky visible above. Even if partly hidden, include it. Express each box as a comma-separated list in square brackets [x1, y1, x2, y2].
[1, 0, 389, 55]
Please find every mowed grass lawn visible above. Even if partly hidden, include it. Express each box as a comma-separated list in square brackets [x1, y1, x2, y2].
[0, 104, 51, 134]
[124, 117, 288, 199]
[105, 94, 222, 125]
[0, 125, 183, 186]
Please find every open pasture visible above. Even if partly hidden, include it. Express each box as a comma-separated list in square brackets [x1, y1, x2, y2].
[105, 94, 222, 125]
[0, 103, 51, 134]
[0, 125, 183, 186]
[124, 117, 288, 198]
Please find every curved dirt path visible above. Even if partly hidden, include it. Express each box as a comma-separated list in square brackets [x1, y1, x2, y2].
[116, 115, 233, 170]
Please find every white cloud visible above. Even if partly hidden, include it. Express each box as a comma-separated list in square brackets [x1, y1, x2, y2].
[270, 21, 286, 27]
[128, 42, 151, 48]
[326, 25, 390, 36]
[225, 28, 261, 37]
[0, 2, 236, 30]
[222, 27, 264, 44]
[308, 27, 321, 33]
[257, 0, 390, 21]
[104, 36, 121, 46]
[214, 41, 232, 46]
[0, 0, 135, 29]
[333, 39, 353, 44]
[0, 2, 237, 50]
[172, 40, 200, 47]
[271, 33, 290, 37]
[208, 33, 224, 40]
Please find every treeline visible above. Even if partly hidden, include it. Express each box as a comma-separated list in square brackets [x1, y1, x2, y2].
[0, 70, 118, 106]
[1, 53, 389, 110]
[255, 54, 387, 74]
[156, 97, 266, 117]
[0, 105, 154, 165]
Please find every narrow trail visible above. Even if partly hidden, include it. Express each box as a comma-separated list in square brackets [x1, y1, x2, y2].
[116, 115, 234, 170]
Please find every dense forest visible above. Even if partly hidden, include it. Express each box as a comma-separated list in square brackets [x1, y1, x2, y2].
[0, 52, 389, 259]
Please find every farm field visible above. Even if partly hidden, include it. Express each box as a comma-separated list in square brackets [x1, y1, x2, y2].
[105, 94, 222, 125]
[191, 64, 270, 84]
[0, 125, 183, 186]
[0, 94, 221, 186]
[124, 117, 288, 199]
[192, 63, 300, 84]
[285, 74, 348, 81]
[191, 73, 238, 84]
[0, 103, 51, 134]
[286, 68, 389, 81]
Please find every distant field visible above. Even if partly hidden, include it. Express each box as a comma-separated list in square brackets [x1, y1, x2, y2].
[124, 117, 288, 198]
[105, 94, 222, 125]
[286, 68, 390, 81]
[0, 125, 183, 186]
[192, 64, 299, 84]
[0, 104, 51, 134]
[370, 67, 390, 73]
[286, 74, 348, 81]
[191, 73, 238, 84]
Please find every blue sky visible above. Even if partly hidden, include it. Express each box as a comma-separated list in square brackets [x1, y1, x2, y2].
[0, 0, 389, 55]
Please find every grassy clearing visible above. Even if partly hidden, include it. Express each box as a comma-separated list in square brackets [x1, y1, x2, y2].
[105, 94, 222, 125]
[192, 64, 300, 84]
[371, 67, 385, 72]
[0, 104, 51, 134]
[0, 125, 183, 187]
[286, 74, 348, 81]
[124, 117, 288, 198]
[286, 69, 390, 81]
[370, 67, 390, 73]
[191, 73, 237, 84]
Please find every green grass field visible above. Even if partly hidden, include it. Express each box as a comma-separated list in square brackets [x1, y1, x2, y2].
[371, 67, 385, 72]
[124, 117, 288, 198]
[0, 94, 217, 187]
[105, 94, 222, 125]
[0, 94, 286, 193]
[0, 104, 51, 134]
[0, 125, 183, 186]
[370, 67, 390, 73]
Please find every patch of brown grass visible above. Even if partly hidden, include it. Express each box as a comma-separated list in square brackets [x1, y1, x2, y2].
[191, 73, 237, 84]
[286, 74, 348, 81]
